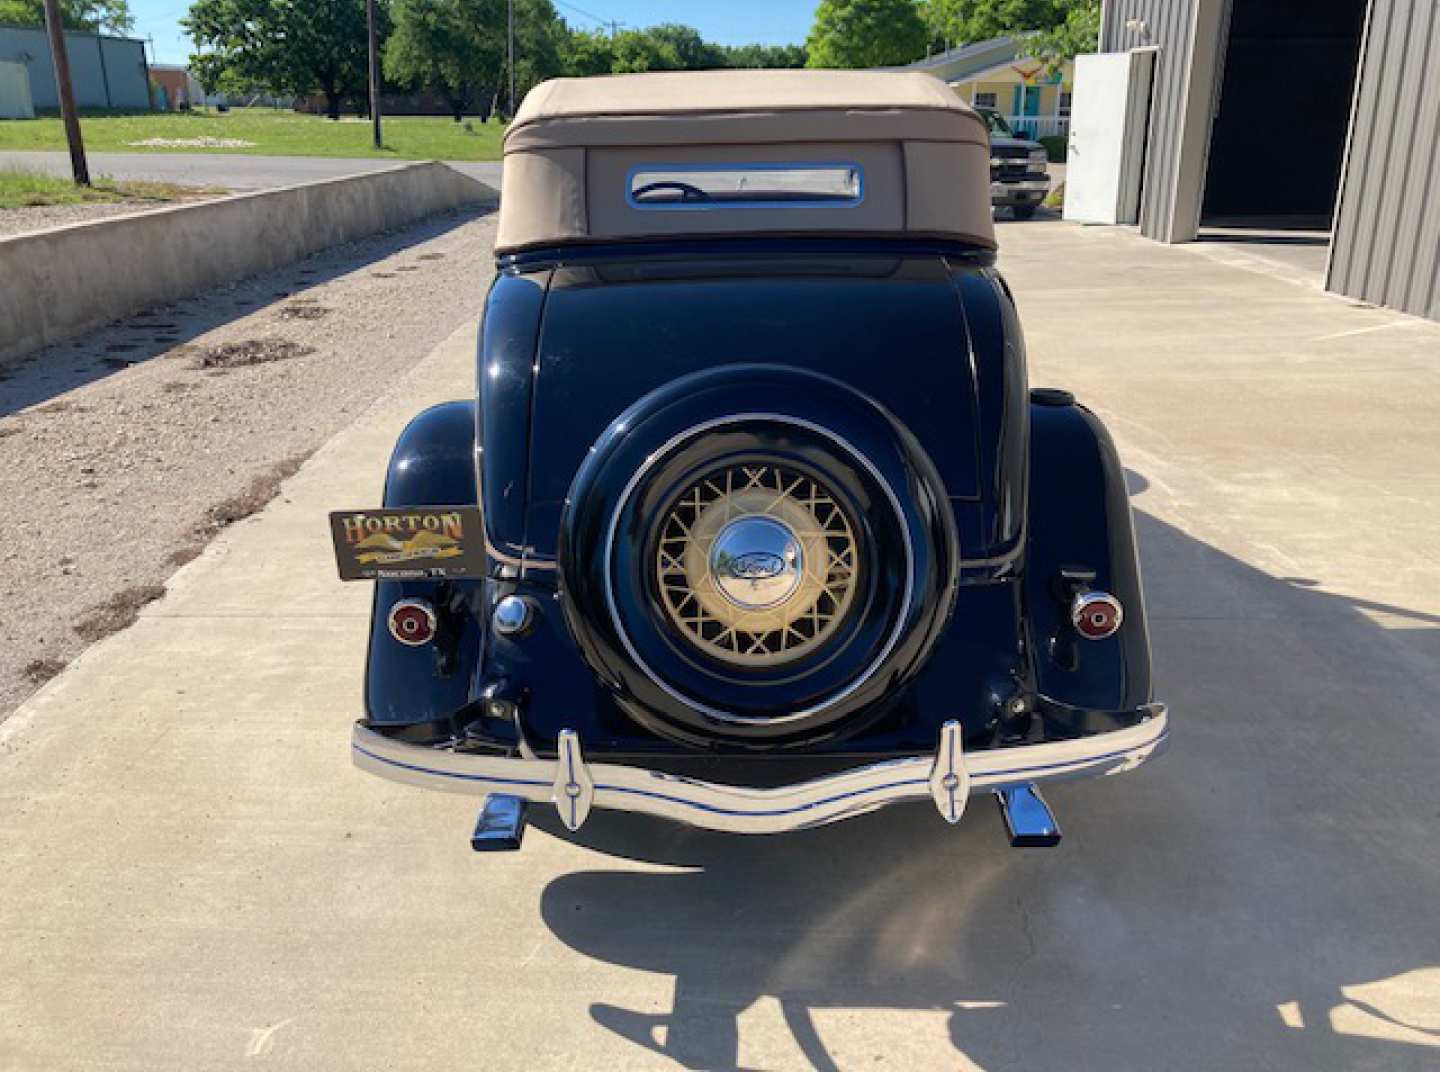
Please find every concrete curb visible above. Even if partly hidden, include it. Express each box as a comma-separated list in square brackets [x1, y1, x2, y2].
[0, 161, 498, 367]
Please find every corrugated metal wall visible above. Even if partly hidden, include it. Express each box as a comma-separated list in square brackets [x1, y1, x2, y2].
[1100, 0, 1229, 243]
[0, 57, 33, 118]
[0, 27, 149, 111]
[1102, 1, 1198, 240]
[1327, 0, 1440, 320]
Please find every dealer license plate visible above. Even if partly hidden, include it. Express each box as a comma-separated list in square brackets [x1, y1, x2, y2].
[329, 506, 487, 581]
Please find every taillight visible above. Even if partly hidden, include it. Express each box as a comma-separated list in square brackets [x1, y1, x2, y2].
[1071, 591, 1123, 640]
[388, 598, 437, 646]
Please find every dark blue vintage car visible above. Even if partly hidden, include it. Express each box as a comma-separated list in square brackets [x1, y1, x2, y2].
[330, 70, 1167, 850]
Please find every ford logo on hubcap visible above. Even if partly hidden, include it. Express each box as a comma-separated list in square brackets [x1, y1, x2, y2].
[711, 516, 804, 609]
[727, 552, 786, 579]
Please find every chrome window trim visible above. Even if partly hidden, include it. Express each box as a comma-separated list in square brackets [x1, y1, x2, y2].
[601, 413, 919, 726]
[625, 161, 866, 213]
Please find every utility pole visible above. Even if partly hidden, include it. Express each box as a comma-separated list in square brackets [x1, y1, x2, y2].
[366, 0, 382, 148]
[41, 0, 89, 186]
[507, 0, 515, 119]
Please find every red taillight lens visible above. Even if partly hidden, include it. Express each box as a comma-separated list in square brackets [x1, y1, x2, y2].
[1071, 591, 1123, 640]
[387, 598, 437, 646]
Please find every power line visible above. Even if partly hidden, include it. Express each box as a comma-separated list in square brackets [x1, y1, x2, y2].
[553, 0, 622, 33]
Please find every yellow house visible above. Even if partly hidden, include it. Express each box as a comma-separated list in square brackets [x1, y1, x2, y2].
[903, 36, 1074, 140]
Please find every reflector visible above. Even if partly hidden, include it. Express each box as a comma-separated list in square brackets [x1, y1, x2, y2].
[388, 598, 437, 646]
[1071, 591, 1124, 640]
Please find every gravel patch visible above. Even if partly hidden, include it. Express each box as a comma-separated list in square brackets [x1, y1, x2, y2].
[195, 338, 316, 369]
[277, 302, 331, 321]
[0, 207, 498, 720]
[124, 137, 257, 149]
[0, 200, 177, 237]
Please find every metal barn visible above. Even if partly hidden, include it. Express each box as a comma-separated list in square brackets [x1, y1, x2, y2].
[1072, 0, 1439, 321]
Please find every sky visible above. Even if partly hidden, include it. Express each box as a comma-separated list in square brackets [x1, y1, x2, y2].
[131, 1, 820, 67]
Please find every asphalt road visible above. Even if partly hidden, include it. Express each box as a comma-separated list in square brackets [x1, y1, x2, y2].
[0, 150, 504, 192]
[0, 152, 1062, 205]
[2, 220, 1437, 1070]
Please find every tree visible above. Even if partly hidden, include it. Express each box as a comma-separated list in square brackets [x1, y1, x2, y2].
[0, 0, 133, 34]
[184, 0, 379, 120]
[385, 0, 499, 120]
[919, 0, 1068, 51]
[560, 27, 614, 77]
[609, 23, 725, 73]
[722, 43, 807, 69]
[806, 0, 928, 69]
[385, 0, 562, 121]
[507, 0, 565, 111]
[1030, 0, 1100, 75]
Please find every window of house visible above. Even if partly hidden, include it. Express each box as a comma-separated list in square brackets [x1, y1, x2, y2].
[1058, 91, 1073, 118]
[973, 91, 998, 110]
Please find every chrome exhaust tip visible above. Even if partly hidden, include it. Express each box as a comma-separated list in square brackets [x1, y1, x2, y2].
[995, 784, 1061, 847]
[471, 793, 528, 852]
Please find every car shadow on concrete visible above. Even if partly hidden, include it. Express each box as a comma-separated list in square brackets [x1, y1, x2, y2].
[0, 205, 493, 419]
[527, 484, 1440, 1071]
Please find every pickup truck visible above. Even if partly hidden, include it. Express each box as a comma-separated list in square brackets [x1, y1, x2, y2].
[978, 106, 1051, 220]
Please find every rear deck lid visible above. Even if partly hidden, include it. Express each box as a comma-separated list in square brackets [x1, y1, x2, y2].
[523, 252, 981, 556]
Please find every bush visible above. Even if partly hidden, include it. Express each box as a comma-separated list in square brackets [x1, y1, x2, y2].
[1040, 134, 1067, 163]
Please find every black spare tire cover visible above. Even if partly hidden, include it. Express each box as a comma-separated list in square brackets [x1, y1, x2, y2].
[559, 365, 960, 746]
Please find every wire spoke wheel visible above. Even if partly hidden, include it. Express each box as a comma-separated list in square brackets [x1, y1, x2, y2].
[656, 463, 859, 666]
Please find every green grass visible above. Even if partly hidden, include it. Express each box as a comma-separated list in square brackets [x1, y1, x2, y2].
[0, 167, 223, 209]
[0, 108, 506, 161]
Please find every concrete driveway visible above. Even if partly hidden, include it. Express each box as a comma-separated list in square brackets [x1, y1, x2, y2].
[2, 221, 1439, 1071]
[0, 150, 503, 192]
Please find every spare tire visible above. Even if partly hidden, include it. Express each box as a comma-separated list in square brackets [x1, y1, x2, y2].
[559, 365, 959, 747]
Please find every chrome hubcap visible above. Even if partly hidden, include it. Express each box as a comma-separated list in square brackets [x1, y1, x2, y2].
[710, 516, 803, 609]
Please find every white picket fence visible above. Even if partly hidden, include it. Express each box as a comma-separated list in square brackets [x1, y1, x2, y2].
[1003, 115, 1071, 140]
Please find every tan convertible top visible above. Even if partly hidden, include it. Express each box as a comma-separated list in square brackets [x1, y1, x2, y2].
[497, 69, 994, 254]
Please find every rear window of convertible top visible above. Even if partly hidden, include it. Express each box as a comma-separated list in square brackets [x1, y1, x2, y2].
[627, 163, 864, 209]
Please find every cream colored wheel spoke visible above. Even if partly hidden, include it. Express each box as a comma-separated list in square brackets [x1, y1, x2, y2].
[656, 463, 859, 667]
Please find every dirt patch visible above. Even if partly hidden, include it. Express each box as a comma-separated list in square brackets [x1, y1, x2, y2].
[22, 658, 67, 685]
[37, 400, 87, 415]
[165, 546, 204, 568]
[278, 304, 331, 321]
[195, 452, 313, 537]
[73, 585, 168, 644]
[196, 338, 315, 370]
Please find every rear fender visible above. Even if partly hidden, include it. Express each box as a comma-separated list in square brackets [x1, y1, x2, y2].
[1025, 397, 1152, 718]
[364, 401, 486, 728]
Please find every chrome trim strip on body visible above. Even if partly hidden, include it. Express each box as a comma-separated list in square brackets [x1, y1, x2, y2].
[601, 413, 919, 727]
[352, 704, 1167, 835]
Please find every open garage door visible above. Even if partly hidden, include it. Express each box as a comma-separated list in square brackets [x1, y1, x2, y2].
[1201, 0, 1367, 228]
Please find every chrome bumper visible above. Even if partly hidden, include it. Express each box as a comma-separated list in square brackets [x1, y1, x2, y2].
[990, 180, 1050, 197]
[353, 704, 1167, 835]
